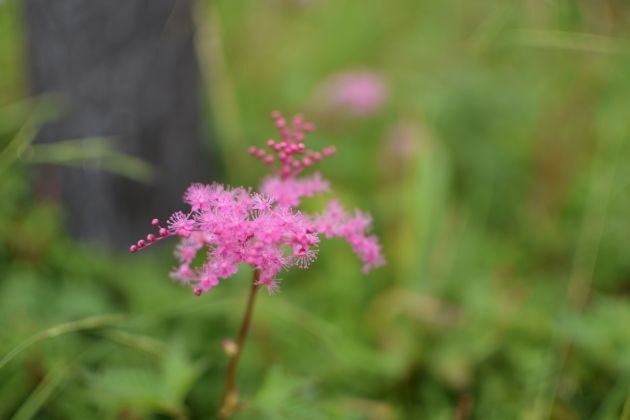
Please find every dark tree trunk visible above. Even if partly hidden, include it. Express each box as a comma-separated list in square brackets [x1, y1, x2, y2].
[24, 0, 216, 249]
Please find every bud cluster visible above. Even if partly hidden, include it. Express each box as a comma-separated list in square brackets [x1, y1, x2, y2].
[249, 112, 336, 180]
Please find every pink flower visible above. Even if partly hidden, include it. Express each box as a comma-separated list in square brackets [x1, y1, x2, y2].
[197, 265, 219, 291]
[314, 201, 385, 273]
[315, 70, 388, 117]
[167, 211, 195, 237]
[255, 277, 282, 295]
[260, 172, 330, 208]
[183, 183, 212, 212]
[131, 112, 385, 296]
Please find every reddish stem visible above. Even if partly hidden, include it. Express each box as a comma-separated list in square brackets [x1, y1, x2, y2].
[218, 270, 261, 419]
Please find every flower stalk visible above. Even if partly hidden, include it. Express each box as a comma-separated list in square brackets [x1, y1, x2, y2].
[218, 270, 261, 420]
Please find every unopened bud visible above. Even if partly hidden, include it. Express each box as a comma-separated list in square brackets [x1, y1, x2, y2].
[323, 146, 336, 157]
[137, 240, 146, 248]
[271, 110, 281, 119]
[222, 338, 239, 357]
[267, 139, 275, 147]
[159, 228, 168, 236]
[147, 234, 156, 242]
[151, 219, 160, 226]
[130, 245, 138, 253]
[193, 288, 202, 296]
[248, 146, 257, 154]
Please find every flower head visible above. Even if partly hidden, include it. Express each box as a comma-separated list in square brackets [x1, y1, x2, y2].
[131, 111, 385, 295]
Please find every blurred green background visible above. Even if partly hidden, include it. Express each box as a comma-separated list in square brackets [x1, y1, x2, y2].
[2, 0, 630, 419]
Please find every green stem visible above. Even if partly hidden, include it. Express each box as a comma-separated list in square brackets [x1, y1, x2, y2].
[218, 270, 261, 420]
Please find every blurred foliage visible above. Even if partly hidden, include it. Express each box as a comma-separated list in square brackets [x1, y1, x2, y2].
[3, 0, 630, 419]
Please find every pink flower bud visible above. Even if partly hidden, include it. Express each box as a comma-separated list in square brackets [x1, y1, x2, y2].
[248, 146, 257, 154]
[323, 146, 336, 157]
[271, 110, 281, 119]
[263, 155, 273, 164]
[256, 150, 265, 158]
[276, 118, 286, 128]
[159, 228, 168, 236]
[137, 240, 146, 248]
[130, 245, 138, 253]
[151, 219, 160, 226]
[302, 158, 312, 166]
[222, 338, 239, 357]
[267, 139, 275, 147]
[193, 288, 202, 296]
[147, 234, 156, 242]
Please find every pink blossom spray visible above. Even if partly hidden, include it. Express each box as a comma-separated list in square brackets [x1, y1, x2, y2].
[130, 111, 385, 418]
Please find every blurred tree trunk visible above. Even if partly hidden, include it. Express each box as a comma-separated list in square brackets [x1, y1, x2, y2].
[24, 0, 217, 249]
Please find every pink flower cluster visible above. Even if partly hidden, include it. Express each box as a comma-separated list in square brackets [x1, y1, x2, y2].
[315, 69, 388, 117]
[130, 112, 385, 295]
